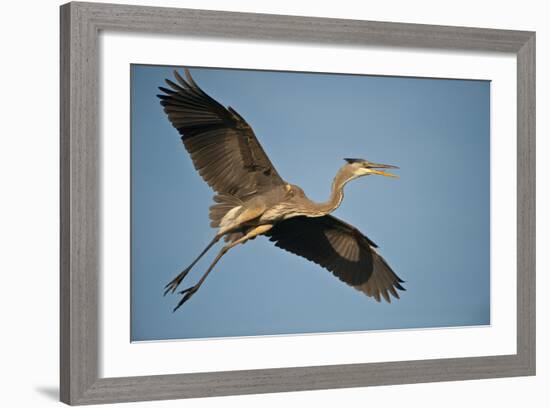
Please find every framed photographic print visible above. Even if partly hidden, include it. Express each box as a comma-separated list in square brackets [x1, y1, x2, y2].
[60, 1, 535, 405]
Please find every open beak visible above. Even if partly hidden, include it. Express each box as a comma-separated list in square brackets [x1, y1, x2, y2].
[367, 163, 399, 178]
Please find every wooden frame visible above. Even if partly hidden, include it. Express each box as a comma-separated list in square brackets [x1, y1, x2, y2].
[60, 1, 536, 405]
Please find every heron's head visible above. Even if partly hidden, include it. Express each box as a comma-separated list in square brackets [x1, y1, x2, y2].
[343, 158, 399, 178]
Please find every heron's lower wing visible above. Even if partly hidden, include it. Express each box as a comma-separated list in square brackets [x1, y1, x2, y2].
[266, 215, 405, 302]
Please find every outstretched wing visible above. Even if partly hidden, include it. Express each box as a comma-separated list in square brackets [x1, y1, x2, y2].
[157, 69, 285, 198]
[266, 215, 405, 302]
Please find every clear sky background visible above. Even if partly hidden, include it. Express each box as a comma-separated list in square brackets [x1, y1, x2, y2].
[130, 64, 490, 342]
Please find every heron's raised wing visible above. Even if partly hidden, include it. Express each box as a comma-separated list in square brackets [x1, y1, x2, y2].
[266, 215, 405, 302]
[157, 69, 285, 198]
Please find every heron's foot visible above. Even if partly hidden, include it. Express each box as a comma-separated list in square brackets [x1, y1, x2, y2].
[163, 267, 192, 296]
[172, 285, 200, 312]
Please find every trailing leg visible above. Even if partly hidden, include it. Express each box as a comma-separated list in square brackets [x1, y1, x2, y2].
[163, 235, 221, 295]
[172, 225, 272, 311]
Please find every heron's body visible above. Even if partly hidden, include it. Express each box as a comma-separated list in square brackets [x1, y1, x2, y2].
[218, 167, 361, 235]
[220, 185, 314, 227]
[157, 69, 405, 311]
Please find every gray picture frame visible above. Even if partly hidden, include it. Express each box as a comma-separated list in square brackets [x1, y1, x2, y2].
[60, 1, 536, 405]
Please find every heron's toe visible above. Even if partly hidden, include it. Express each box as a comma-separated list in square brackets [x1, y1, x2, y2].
[172, 285, 199, 312]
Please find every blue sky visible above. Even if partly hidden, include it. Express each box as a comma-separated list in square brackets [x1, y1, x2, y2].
[131, 64, 490, 341]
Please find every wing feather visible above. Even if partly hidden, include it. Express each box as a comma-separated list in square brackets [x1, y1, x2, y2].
[266, 215, 405, 303]
[157, 68, 285, 197]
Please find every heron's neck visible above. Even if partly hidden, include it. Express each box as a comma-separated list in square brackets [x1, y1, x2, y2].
[313, 166, 356, 215]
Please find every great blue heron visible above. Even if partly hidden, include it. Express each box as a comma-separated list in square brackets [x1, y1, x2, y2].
[157, 68, 405, 311]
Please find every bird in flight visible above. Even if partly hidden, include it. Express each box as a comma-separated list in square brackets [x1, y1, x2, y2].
[157, 68, 405, 311]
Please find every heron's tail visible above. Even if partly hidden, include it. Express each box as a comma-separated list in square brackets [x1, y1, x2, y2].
[209, 194, 243, 228]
